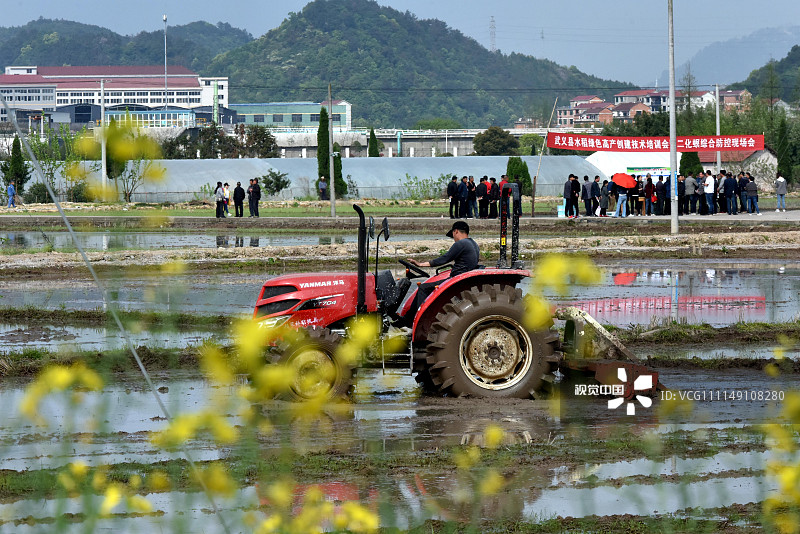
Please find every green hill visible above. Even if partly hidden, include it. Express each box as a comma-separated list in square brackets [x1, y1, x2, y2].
[729, 44, 800, 102]
[0, 18, 253, 72]
[205, 0, 634, 128]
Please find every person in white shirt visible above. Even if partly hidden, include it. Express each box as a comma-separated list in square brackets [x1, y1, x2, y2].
[704, 172, 716, 215]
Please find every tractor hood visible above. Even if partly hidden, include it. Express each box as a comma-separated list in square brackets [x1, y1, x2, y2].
[254, 272, 378, 329]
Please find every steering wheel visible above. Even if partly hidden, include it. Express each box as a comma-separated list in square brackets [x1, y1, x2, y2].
[399, 259, 430, 278]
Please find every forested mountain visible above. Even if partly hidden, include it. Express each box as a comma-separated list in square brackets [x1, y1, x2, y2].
[204, 0, 634, 128]
[0, 19, 253, 72]
[656, 26, 800, 88]
[729, 44, 800, 103]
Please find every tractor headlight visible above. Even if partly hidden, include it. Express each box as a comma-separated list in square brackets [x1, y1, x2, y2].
[258, 315, 290, 329]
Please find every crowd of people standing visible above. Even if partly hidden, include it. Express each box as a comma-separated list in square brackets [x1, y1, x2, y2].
[564, 170, 786, 218]
[447, 174, 514, 219]
[214, 178, 261, 218]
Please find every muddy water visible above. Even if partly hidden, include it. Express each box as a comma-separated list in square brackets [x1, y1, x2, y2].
[0, 369, 789, 472]
[0, 323, 224, 353]
[542, 260, 800, 327]
[0, 230, 439, 251]
[0, 367, 789, 529]
[1, 259, 798, 327]
[637, 343, 798, 361]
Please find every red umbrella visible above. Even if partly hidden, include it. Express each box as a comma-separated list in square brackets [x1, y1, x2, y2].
[613, 272, 637, 286]
[611, 173, 637, 189]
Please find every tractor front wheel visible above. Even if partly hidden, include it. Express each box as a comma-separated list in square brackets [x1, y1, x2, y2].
[425, 284, 558, 398]
[277, 328, 352, 401]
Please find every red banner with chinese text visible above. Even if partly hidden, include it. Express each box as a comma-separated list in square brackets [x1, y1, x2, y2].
[547, 132, 764, 152]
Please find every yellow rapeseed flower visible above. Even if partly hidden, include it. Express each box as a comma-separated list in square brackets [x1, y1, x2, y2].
[147, 470, 171, 492]
[783, 393, 800, 423]
[338, 501, 379, 533]
[267, 479, 295, 510]
[454, 446, 481, 470]
[69, 461, 89, 480]
[128, 474, 142, 490]
[200, 346, 235, 385]
[126, 495, 152, 513]
[197, 463, 236, 498]
[524, 295, 553, 331]
[74, 134, 100, 158]
[766, 363, 781, 377]
[57, 472, 76, 493]
[99, 484, 122, 516]
[478, 469, 505, 495]
[483, 424, 505, 449]
[255, 514, 282, 534]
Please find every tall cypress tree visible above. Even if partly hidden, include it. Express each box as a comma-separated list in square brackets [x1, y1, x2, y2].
[679, 152, 703, 177]
[506, 156, 532, 195]
[775, 116, 792, 179]
[368, 127, 379, 157]
[317, 107, 330, 179]
[332, 142, 346, 197]
[0, 136, 32, 193]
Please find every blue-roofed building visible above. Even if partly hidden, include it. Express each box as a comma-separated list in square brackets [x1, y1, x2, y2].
[228, 100, 352, 130]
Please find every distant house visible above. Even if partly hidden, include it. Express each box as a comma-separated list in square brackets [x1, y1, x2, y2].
[719, 89, 751, 110]
[615, 89, 710, 113]
[557, 95, 609, 127]
[570, 95, 604, 107]
[573, 102, 615, 126]
[611, 102, 650, 123]
[697, 148, 778, 189]
[614, 89, 653, 105]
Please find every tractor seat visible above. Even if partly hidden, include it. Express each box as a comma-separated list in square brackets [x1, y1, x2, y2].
[375, 270, 409, 315]
[375, 269, 398, 303]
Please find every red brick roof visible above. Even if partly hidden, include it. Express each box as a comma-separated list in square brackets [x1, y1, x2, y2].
[574, 101, 612, 110]
[54, 77, 200, 89]
[698, 150, 757, 163]
[571, 94, 600, 101]
[37, 65, 196, 77]
[615, 89, 652, 97]
[0, 75, 55, 85]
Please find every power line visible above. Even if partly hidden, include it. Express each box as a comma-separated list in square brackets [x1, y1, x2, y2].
[232, 83, 784, 94]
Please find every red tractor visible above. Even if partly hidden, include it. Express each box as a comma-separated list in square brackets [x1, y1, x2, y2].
[253, 184, 663, 401]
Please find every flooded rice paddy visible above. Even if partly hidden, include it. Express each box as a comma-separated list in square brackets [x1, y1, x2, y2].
[0, 227, 797, 530]
[0, 367, 788, 530]
[0, 230, 442, 251]
[0, 258, 797, 327]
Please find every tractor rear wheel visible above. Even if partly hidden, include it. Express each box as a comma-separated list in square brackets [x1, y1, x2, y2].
[277, 328, 353, 401]
[424, 284, 559, 398]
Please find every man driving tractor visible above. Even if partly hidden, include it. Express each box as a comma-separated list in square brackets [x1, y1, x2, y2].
[408, 220, 479, 310]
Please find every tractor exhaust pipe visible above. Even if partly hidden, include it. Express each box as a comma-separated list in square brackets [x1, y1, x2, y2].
[353, 204, 368, 314]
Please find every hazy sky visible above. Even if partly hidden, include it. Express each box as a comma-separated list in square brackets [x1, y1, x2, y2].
[5, 0, 800, 86]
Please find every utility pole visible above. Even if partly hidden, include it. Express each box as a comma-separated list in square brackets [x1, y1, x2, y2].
[668, 0, 678, 235]
[328, 83, 336, 217]
[163, 14, 168, 111]
[489, 17, 496, 53]
[533, 97, 558, 217]
[213, 80, 219, 125]
[100, 79, 107, 198]
[715, 84, 721, 173]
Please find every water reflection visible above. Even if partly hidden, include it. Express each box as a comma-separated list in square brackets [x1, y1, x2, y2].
[545, 264, 799, 326]
[0, 231, 423, 251]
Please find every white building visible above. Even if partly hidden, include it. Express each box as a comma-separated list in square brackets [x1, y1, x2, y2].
[0, 65, 227, 122]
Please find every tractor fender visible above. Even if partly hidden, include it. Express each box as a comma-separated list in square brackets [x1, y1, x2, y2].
[411, 268, 530, 343]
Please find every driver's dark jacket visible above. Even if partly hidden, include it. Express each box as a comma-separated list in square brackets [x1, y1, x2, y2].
[429, 238, 479, 277]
